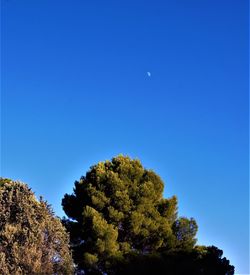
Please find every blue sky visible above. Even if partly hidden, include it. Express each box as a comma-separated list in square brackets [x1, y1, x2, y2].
[1, 0, 249, 273]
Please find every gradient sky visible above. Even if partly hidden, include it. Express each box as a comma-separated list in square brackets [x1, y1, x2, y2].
[1, 0, 249, 273]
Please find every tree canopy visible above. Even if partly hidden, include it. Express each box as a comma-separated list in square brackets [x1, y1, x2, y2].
[62, 155, 201, 274]
[0, 178, 74, 274]
[114, 245, 234, 275]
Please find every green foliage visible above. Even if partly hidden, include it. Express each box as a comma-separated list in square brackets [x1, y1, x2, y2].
[62, 155, 198, 273]
[172, 217, 198, 250]
[0, 178, 74, 274]
[113, 245, 234, 275]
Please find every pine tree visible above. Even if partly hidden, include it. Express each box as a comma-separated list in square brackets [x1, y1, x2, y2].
[62, 155, 198, 274]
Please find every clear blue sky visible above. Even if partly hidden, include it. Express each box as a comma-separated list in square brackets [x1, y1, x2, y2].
[1, 0, 248, 273]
